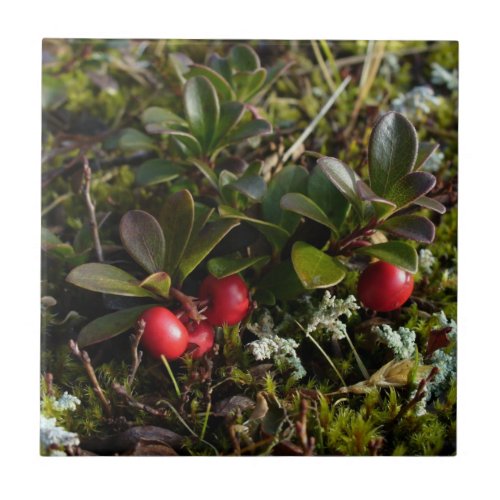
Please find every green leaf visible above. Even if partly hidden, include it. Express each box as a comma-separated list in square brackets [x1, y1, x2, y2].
[141, 107, 186, 128]
[262, 165, 308, 234]
[78, 305, 153, 348]
[368, 112, 418, 196]
[413, 196, 446, 214]
[355, 179, 396, 207]
[253, 288, 276, 306]
[169, 52, 193, 83]
[139, 272, 171, 299]
[233, 69, 267, 101]
[219, 170, 239, 205]
[355, 242, 418, 273]
[291, 242, 346, 289]
[135, 159, 184, 186]
[219, 205, 289, 252]
[414, 142, 439, 170]
[66, 263, 154, 297]
[119, 211, 166, 274]
[208, 54, 233, 84]
[257, 260, 305, 300]
[229, 175, 266, 201]
[158, 190, 195, 276]
[229, 44, 260, 72]
[207, 255, 269, 279]
[119, 128, 155, 151]
[280, 193, 338, 234]
[212, 101, 245, 147]
[179, 219, 240, 282]
[224, 119, 272, 145]
[185, 64, 235, 101]
[190, 158, 219, 190]
[307, 165, 350, 228]
[317, 157, 363, 216]
[184, 76, 220, 153]
[386, 172, 436, 208]
[145, 127, 202, 157]
[379, 215, 435, 243]
[190, 204, 215, 242]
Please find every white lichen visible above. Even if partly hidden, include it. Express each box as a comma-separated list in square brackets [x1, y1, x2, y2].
[391, 86, 441, 119]
[306, 291, 359, 341]
[40, 415, 80, 450]
[431, 62, 458, 91]
[419, 248, 436, 275]
[421, 150, 445, 173]
[247, 311, 306, 381]
[372, 324, 416, 360]
[51, 392, 81, 412]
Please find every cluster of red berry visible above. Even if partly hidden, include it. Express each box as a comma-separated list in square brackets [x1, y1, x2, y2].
[139, 274, 250, 361]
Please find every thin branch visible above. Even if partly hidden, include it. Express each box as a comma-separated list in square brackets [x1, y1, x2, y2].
[69, 340, 112, 417]
[169, 287, 205, 322]
[128, 319, 146, 385]
[295, 398, 315, 456]
[82, 158, 104, 263]
[112, 382, 164, 416]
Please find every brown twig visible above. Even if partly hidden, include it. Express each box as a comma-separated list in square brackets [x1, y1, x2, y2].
[295, 398, 315, 456]
[82, 158, 104, 263]
[392, 367, 439, 424]
[68, 340, 112, 417]
[169, 287, 205, 322]
[44, 372, 54, 397]
[112, 382, 166, 417]
[128, 319, 146, 385]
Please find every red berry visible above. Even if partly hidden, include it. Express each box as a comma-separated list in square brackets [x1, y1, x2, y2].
[357, 261, 414, 312]
[186, 321, 215, 359]
[199, 274, 250, 326]
[139, 306, 189, 360]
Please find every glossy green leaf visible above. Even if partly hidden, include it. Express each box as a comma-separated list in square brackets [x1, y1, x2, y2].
[212, 101, 245, 147]
[253, 288, 276, 306]
[179, 219, 240, 282]
[207, 255, 269, 279]
[119, 128, 155, 151]
[386, 172, 436, 208]
[307, 165, 350, 228]
[218, 205, 289, 252]
[66, 263, 154, 297]
[120, 211, 166, 274]
[185, 64, 235, 101]
[139, 272, 171, 299]
[291, 242, 346, 289]
[355, 241, 418, 273]
[224, 119, 272, 145]
[141, 107, 186, 128]
[355, 179, 396, 207]
[135, 159, 184, 186]
[219, 170, 239, 206]
[262, 165, 308, 234]
[257, 260, 306, 300]
[229, 44, 260, 72]
[317, 157, 363, 216]
[169, 52, 193, 83]
[145, 126, 202, 157]
[230, 175, 266, 201]
[78, 305, 153, 348]
[415, 142, 439, 170]
[208, 54, 233, 84]
[158, 190, 194, 276]
[379, 215, 435, 243]
[280, 193, 338, 234]
[184, 76, 220, 152]
[413, 196, 446, 214]
[368, 112, 418, 196]
[190, 204, 215, 242]
[190, 158, 219, 190]
[233, 69, 267, 101]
